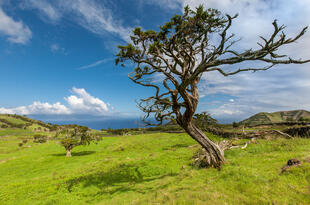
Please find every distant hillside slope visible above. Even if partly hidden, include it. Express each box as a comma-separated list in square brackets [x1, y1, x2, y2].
[241, 110, 310, 126]
[0, 114, 52, 130]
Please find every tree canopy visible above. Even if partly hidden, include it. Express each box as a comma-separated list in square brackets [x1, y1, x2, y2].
[59, 125, 100, 157]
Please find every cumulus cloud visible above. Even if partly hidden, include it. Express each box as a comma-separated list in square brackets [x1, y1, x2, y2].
[65, 87, 109, 115]
[0, 87, 111, 116]
[0, 6, 32, 44]
[22, 0, 132, 42]
[0, 102, 70, 115]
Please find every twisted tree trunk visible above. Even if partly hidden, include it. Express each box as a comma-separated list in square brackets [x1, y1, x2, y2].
[184, 122, 225, 168]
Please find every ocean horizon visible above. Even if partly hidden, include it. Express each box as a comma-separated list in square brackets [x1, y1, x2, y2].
[28, 114, 235, 130]
[28, 114, 149, 130]
[45, 119, 146, 130]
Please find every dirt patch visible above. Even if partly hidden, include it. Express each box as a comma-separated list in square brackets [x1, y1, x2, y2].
[0, 157, 16, 164]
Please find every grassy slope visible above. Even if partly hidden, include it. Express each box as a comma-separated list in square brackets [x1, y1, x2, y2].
[0, 114, 50, 132]
[0, 115, 28, 125]
[241, 110, 310, 126]
[0, 129, 310, 204]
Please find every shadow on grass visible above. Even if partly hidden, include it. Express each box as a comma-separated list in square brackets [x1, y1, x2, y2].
[162, 143, 190, 150]
[51, 151, 96, 157]
[65, 163, 177, 195]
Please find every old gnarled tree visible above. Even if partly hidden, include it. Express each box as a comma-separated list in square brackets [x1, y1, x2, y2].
[116, 6, 310, 168]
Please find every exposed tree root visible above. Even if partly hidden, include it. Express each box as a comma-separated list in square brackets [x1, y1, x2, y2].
[218, 138, 256, 151]
[192, 148, 220, 168]
[192, 138, 256, 168]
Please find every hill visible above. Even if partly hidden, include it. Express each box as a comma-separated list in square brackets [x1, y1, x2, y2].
[0, 114, 53, 131]
[240, 110, 310, 126]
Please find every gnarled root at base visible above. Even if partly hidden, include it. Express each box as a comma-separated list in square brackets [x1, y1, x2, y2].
[185, 123, 225, 169]
[192, 148, 224, 169]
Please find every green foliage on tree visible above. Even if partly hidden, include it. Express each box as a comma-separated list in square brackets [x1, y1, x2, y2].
[59, 125, 100, 157]
[194, 112, 218, 131]
[232, 122, 239, 128]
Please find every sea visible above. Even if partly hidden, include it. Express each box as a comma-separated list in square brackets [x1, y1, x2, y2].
[28, 115, 148, 130]
[28, 114, 232, 130]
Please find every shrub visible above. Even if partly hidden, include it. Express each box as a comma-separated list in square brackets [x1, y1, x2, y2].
[232, 122, 239, 128]
[33, 134, 47, 143]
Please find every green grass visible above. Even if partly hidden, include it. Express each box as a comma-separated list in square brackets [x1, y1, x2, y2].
[0, 129, 310, 204]
[268, 112, 283, 122]
[0, 115, 28, 125]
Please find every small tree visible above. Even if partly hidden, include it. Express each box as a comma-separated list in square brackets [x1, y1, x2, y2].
[59, 125, 98, 157]
[116, 6, 310, 168]
[232, 122, 239, 128]
[194, 112, 218, 131]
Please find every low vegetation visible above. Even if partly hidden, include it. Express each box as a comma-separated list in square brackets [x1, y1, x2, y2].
[0, 114, 310, 204]
[33, 134, 48, 143]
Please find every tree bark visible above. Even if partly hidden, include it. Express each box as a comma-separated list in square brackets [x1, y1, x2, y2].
[66, 149, 72, 157]
[184, 122, 225, 168]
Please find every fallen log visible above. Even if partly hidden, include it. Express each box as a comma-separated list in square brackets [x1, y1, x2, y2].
[272, 130, 293, 139]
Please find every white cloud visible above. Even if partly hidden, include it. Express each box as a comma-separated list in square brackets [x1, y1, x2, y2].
[63, 0, 132, 42]
[50, 43, 65, 53]
[141, 0, 183, 10]
[0, 6, 32, 44]
[0, 87, 111, 116]
[22, 0, 61, 22]
[23, 0, 132, 42]
[77, 58, 112, 70]
[65, 87, 109, 114]
[0, 102, 70, 115]
[200, 65, 310, 121]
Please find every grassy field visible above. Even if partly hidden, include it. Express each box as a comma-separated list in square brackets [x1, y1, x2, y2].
[0, 128, 310, 204]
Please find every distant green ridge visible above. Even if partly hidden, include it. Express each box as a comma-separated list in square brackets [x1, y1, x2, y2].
[240, 110, 310, 126]
[0, 114, 51, 130]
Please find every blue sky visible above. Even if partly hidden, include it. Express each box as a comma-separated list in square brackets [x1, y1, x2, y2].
[0, 0, 310, 123]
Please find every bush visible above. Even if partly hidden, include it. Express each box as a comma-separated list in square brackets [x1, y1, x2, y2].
[232, 122, 239, 128]
[107, 128, 130, 135]
[0, 124, 8, 128]
[33, 134, 47, 143]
